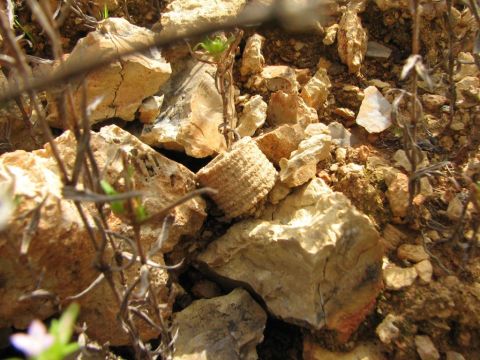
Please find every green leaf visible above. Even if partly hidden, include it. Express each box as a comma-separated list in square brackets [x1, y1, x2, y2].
[100, 180, 126, 214]
[134, 203, 149, 222]
[57, 303, 79, 345]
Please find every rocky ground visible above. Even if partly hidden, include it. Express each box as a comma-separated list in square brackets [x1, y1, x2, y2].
[0, 0, 479, 359]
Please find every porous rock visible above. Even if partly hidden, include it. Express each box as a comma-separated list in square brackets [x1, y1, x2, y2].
[337, 7, 367, 74]
[141, 60, 226, 157]
[240, 34, 266, 77]
[198, 178, 383, 339]
[172, 288, 266, 360]
[0, 125, 205, 344]
[255, 124, 305, 166]
[47, 18, 172, 126]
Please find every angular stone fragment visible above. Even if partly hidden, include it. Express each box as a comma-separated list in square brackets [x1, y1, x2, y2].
[300, 68, 331, 110]
[172, 288, 266, 360]
[198, 178, 383, 339]
[356, 86, 392, 133]
[446, 351, 466, 360]
[447, 195, 464, 221]
[197, 137, 277, 219]
[337, 8, 367, 73]
[279, 123, 331, 187]
[323, 24, 339, 45]
[415, 259, 433, 284]
[381, 224, 407, 252]
[138, 95, 164, 124]
[236, 95, 267, 137]
[240, 34, 266, 76]
[47, 18, 172, 126]
[156, 0, 247, 37]
[0, 125, 206, 345]
[455, 76, 480, 108]
[376, 314, 402, 344]
[304, 336, 385, 360]
[366, 41, 392, 58]
[415, 335, 440, 360]
[383, 266, 418, 290]
[255, 124, 305, 166]
[386, 172, 409, 218]
[397, 244, 429, 263]
[141, 60, 226, 157]
[261, 65, 299, 93]
[267, 91, 318, 127]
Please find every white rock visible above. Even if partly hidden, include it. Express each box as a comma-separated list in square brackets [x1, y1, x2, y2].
[415, 335, 440, 360]
[376, 314, 402, 344]
[141, 60, 226, 158]
[236, 95, 267, 137]
[300, 68, 331, 110]
[447, 195, 464, 221]
[240, 34, 266, 76]
[328, 122, 352, 147]
[383, 265, 418, 290]
[279, 124, 331, 187]
[415, 259, 433, 284]
[172, 288, 266, 360]
[157, 0, 247, 37]
[397, 244, 429, 263]
[198, 178, 383, 339]
[47, 18, 171, 126]
[356, 86, 392, 133]
[138, 95, 164, 124]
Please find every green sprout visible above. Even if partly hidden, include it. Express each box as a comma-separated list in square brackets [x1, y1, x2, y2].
[13, 17, 35, 46]
[10, 303, 80, 360]
[99, 3, 109, 20]
[194, 35, 234, 60]
[100, 179, 148, 223]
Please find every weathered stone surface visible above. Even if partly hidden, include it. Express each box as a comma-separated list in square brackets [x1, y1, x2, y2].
[300, 68, 331, 110]
[455, 76, 480, 108]
[267, 91, 318, 127]
[138, 95, 164, 124]
[240, 34, 266, 77]
[386, 172, 409, 218]
[383, 265, 418, 290]
[47, 18, 171, 126]
[141, 60, 226, 157]
[393, 149, 429, 172]
[415, 259, 433, 284]
[356, 86, 392, 133]
[198, 178, 383, 339]
[415, 335, 440, 360]
[337, 7, 367, 74]
[279, 123, 331, 187]
[366, 41, 392, 58]
[156, 0, 247, 37]
[236, 95, 267, 137]
[397, 244, 429, 263]
[376, 314, 402, 344]
[447, 195, 464, 221]
[381, 224, 407, 252]
[304, 337, 385, 360]
[197, 137, 277, 219]
[446, 351, 466, 360]
[255, 124, 305, 166]
[261, 65, 299, 93]
[172, 288, 266, 360]
[0, 125, 206, 345]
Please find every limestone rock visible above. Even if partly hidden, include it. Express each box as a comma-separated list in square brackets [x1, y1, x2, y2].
[172, 288, 266, 360]
[240, 34, 266, 77]
[455, 76, 480, 108]
[422, 94, 447, 112]
[356, 86, 392, 133]
[454, 52, 479, 81]
[47, 18, 172, 126]
[197, 137, 277, 219]
[383, 265, 418, 290]
[255, 124, 305, 166]
[376, 314, 402, 345]
[386, 172, 409, 218]
[328, 122, 352, 147]
[304, 337, 385, 360]
[141, 60, 226, 157]
[446, 351, 466, 360]
[198, 178, 383, 339]
[381, 224, 407, 252]
[415, 335, 440, 360]
[279, 123, 331, 187]
[397, 244, 429, 263]
[261, 65, 299, 93]
[156, 0, 247, 37]
[300, 68, 331, 110]
[323, 24, 339, 45]
[415, 259, 433, 284]
[236, 95, 267, 138]
[366, 41, 392, 58]
[393, 149, 429, 172]
[337, 8, 367, 74]
[267, 91, 318, 127]
[138, 95, 164, 124]
[447, 195, 464, 221]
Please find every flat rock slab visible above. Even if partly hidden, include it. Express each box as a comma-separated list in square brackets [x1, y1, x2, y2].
[198, 178, 383, 339]
[172, 288, 266, 360]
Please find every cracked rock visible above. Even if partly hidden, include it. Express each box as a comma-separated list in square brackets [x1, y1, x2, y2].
[47, 18, 172, 126]
[198, 178, 383, 339]
[172, 288, 266, 360]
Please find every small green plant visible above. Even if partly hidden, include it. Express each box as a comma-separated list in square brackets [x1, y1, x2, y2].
[194, 35, 234, 60]
[13, 17, 35, 46]
[100, 179, 148, 223]
[10, 303, 80, 360]
[99, 4, 109, 20]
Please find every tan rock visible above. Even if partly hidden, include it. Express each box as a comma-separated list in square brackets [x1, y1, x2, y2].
[261, 65, 299, 93]
[172, 288, 266, 360]
[422, 94, 447, 112]
[415, 335, 440, 360]
[47, 18, 172, 126]
[304, 337, 385, 360]
[356, 86, 392, 133]
[393, 149, 429, 172]
[268, 181, 291, 204]
[456, 76, 480, 108]
[137, 95, 164, 124]
[198, 178, 383, 339]
[240, 34, 266, 76]
[156, 0, 247, 37]
[267, 91, 318, 127]
[447, 195, 464, 221]
[323, 24, 339, 45]
[386, 172, 409, 218]
[300, 68, 331, 110]
[381, 224, 407, 252]
[191, 280, 222, 299]
[383, 265, 418, 290]
[255, 124, 305, 166]
[141, 60, 226, 157]
[236, 95, 267, 137]
[279, 124, 331, 187]
[337, 8, 367, 73]
[454, 52, 479, 81]
[446, 351, 466, 360]
[415, 259, 433, 284]
[376, 314, 402, 344]
[197, 137, 277, 219]
[397, 244, 429, 263]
